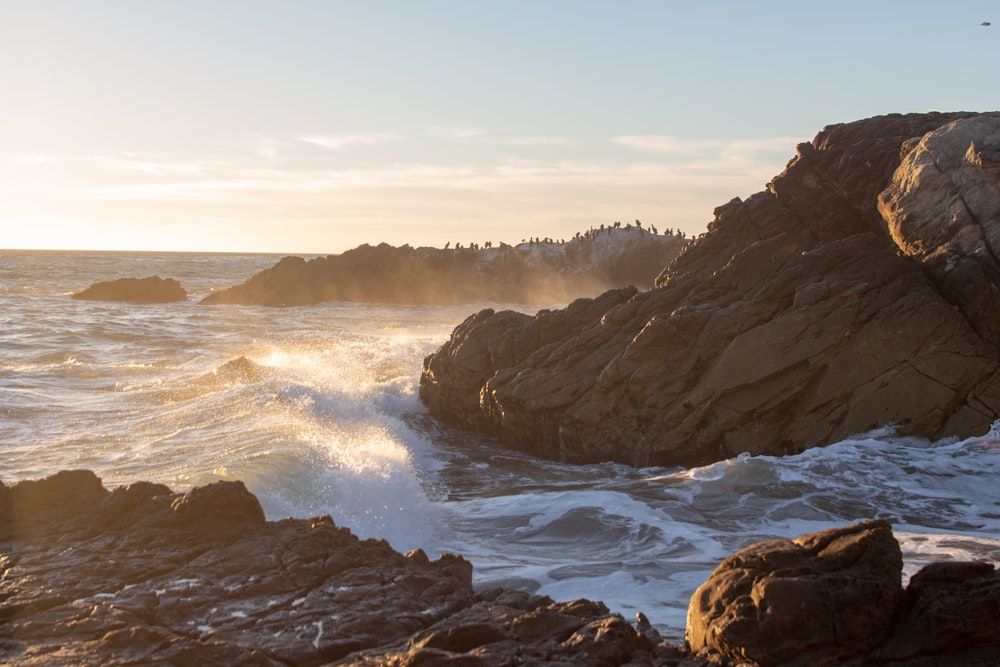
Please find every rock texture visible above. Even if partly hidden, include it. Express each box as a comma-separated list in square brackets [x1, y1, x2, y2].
[686, 520, 1000, 666]
[200, 227, 685, 306]
[71, 276, 188, 303]
[420, 112, 1000, 467]
[3, 473, 997, 666]
[0, 470, 697, 667]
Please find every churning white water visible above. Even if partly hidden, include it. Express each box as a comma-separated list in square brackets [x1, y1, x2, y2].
[2, 250, 998, 641]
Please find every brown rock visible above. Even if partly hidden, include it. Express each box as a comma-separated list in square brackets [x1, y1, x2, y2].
[880, 560, 1000, 663]
[420, 112, 1000, 467]
[686, 520, 903, 666]
[71, 276, 187, 303]
[200, 230, 684, 307]
[0, 471, 697, 667]
[685, 521, 1000, 667]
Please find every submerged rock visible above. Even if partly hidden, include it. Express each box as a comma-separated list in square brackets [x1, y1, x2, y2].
[420, 112, 1000, 467]
[71, 276, 188, 303]
[199, 227, 685, 307]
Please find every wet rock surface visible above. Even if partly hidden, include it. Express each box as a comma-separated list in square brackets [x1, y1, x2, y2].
[686, 520, 1000, 666]
[0, 471, 702, 666]
[2, 472, 997, 665]
[420, 112, 1000, 468]
[71, 276, 188, 303]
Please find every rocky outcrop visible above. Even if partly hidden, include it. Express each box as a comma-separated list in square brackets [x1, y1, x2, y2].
[420, 112, 1000, 467]
[686, 520, 1000, 666]
[0, 470, 698, 667]
[199, 228, 685, 306]
[71, 276, 187, 303]
[4, 473, 997, 666]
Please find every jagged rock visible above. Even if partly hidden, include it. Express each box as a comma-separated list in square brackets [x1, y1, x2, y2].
[878, 115, 1000, 350]
[71, 276, 188, 303]
[199, 228, 685, 306]
[3, 472, 996, 666]
[881, 560, 1000, 664]
[420, 112, 1000, 467]
[0, 471, 702, 667]
[686, 520, 1000, 667]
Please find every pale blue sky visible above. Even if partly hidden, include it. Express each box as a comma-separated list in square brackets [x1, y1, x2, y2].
[1, 1, 997, 252]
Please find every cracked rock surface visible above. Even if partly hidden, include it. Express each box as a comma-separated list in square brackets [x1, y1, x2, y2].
[4, 473, 997, 666]
[420, 112, 1000, 467]
[0, 470, 700, 667]
[686, 519, 1000, 666]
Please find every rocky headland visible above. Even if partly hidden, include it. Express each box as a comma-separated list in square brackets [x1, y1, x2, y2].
[2, 471, 998, 666]
[71, 276, 188, 303]
[199, 226, 685, 307]
[420, 112, 1000, 467]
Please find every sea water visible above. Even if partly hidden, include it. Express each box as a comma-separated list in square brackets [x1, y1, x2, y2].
[2, 250, 999, 642]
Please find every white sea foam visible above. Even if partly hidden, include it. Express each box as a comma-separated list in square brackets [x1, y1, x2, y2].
[2, 249, 998, 642]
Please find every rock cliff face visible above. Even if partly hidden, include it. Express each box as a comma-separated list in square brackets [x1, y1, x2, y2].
[4, 472, 997, 666]
[200, 227, 684, 306]
[71, 276, 187, 303]
[420, 112, 1000, 467]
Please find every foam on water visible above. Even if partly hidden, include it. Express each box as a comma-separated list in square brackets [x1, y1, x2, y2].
[3, 250, 999, 642]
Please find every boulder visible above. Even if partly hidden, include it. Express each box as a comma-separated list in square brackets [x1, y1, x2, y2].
[420, 112, 1000, 467]
[881, 560, 1000, 664]
[686, 520, 1000, 666]
[200, 228, 685, 307]
[71, 276, 187, 303]
[686, 520, 903, 665]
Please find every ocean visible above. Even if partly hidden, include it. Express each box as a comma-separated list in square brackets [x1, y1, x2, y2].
[2, 249, 999, 641]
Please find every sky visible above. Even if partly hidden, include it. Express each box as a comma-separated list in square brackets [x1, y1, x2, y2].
[1, 1, 997, 254]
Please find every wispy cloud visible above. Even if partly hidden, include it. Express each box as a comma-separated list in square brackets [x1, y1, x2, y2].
[298, 132, 402, 150]
[12, 152, 219, 176]
[611, 134, 801, 157]
[509, 136, 575, 147]
[4, 133, 803, 251]
[425, 126, 484, 142]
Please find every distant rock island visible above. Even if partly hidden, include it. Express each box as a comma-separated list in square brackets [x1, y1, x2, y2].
[421, 111, 1000, 467]
[200, 226, 686, 306]
[71, 276, 187, 303]
[4, 470, 997, 665]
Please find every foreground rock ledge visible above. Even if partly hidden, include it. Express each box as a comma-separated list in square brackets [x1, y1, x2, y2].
[420, 111, 1000, 467]
[0, 470, 694, 667]
[3, 471, 998, 666]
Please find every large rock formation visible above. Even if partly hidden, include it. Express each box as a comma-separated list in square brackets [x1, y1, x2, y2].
[71, 276, 187, 303]
[420, 112, 1000, 467]
[4, 472, 997, 666]
[200, 227, 685, 306]
[0, 470, 694, 667]
[686, 520, 1000, 666]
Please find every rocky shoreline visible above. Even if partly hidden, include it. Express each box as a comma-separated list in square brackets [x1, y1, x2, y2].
[420, 112, 1000, 468]
[198, 226, 685, 307]
[70, 227, 684, 308]
[2, 470, 998, 666]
